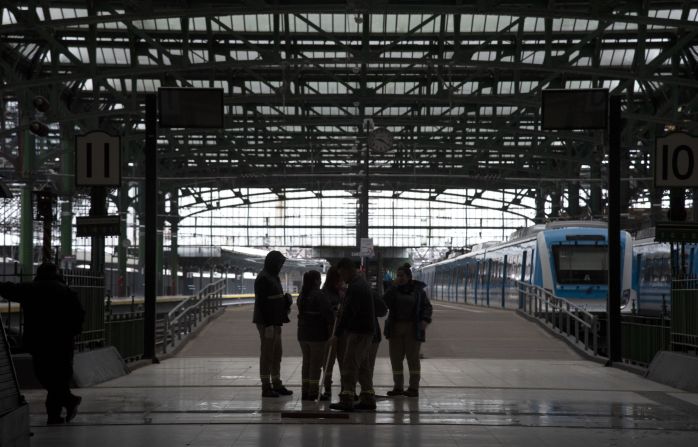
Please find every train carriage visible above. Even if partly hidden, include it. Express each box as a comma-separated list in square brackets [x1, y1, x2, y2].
[632, 232, 698, 315]
[416, 221, 633, 313]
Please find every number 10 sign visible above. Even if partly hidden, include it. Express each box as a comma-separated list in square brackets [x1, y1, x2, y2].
[655, 132, 698, 188]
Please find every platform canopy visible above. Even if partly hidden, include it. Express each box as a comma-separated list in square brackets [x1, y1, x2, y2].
[1, 1, 697, 249]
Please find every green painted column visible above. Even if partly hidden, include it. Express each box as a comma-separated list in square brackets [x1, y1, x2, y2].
[138, 210, 145, 296]
[156, 229, 164, 296]
[19, 102, 35, 280]
[169, 188, 179, 295]
[60, 124, 74, 262]
[590, 146, 603, 218]
[117, 183, 129, 297]
[156, 183, 165, 296]
[534, 189, 546, 223]
[567, 182, 581, 218]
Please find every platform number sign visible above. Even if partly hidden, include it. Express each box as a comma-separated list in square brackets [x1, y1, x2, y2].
[655, 132, 698, 188]
[75, 131, 121, 186]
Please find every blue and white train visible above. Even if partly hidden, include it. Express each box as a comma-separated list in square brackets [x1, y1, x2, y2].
[632, 230, 698, 315]
[417, 221, 634, 313]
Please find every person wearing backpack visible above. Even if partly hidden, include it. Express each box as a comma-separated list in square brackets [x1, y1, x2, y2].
[0, 263, 85, 424]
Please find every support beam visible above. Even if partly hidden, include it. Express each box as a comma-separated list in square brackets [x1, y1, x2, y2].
[19, 99, 34, 279]
[59, 124, 74, 263]
[144, 93, 157, 361]
[607, 95, 622, 364]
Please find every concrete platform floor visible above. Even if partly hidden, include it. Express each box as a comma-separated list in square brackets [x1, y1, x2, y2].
[20, 302, 698, 446]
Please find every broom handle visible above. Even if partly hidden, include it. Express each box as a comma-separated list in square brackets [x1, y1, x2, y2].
[318, 299, 342, 401]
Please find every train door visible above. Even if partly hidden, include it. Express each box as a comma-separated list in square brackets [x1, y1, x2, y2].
[485, 258, 492, 306]
[473, 261, 480, 304]
[634, 253, 643, 311]
[462, 264, 468, 304]
[501, 255, 508, 308]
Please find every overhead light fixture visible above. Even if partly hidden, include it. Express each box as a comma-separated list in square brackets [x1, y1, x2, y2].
[29, 121, 50, 137]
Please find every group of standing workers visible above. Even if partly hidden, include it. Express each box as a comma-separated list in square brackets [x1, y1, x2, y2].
[253, 250, 433, 412]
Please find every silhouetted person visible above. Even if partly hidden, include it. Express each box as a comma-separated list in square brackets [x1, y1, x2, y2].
[330, 258, 376, 412]
[253, 250, 293, 397]
[319, 266, 345, 401]
[383, 263, 432, 397]
[0, 263, 84, 424]
[297, 270, 334, 401]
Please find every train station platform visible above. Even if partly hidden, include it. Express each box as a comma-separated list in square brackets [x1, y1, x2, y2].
[20, 302, 698, 446]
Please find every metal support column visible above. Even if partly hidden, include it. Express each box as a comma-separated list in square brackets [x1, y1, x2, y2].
[18, 104, 34, 279]
[590, 148, 603, 218]
[144, 94, 157, 361]
[567, 182, 580, 218]
[170, 188, 179, 295]
[607, 96, 622, 364]
[534, 189, 546, 223]
[59, 124, 74, 263]
[117, 183, 129, 297]
[89, 186, 106, 272]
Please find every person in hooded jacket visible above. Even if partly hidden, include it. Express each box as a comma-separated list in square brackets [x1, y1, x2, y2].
[253, 250, 293, 397]
[297, 270, 334, 401]
[0, 263, 85, 424]
[382, 263, 432, 397]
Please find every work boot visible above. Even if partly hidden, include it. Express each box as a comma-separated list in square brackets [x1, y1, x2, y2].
[46, 415, 65, 425]
[66, 395, 82, 422]
[329, 393, 354, 412]
[262, 385, 279, 398]
[355, 391, 376, 411]
[386, 388, 404, 397]
[273, 385, 293, 396]
[403, 388, 419, 397]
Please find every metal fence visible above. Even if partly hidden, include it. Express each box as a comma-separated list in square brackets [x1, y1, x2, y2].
[105, 312, 144, 362]
[671, 279, 698, 353]
[161, 279, 226, 353]
[621, 315, 671, 366]
[516, 281, 600, 355]
[63, 270, 106, 351]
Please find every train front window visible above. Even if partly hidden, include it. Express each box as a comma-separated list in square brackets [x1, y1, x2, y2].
[552, 245, 608, 284]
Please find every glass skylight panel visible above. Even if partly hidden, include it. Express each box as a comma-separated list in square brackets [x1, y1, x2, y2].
[188, 49, 208, 63]
[523, 17, 544, 32]
[233, 50, 260, 60]
[52, 8, 88, 19]
[601, 80, 620, 90]
[485, 15, 502, 32]
[395, 14, 413, 33]
[2, 8, 17, 24]
[472, 50, 496, 61]
[650, 9, 683, 21]
[136, 79, 161, 92]
[17, 43, 38, 58]
[188, 17, 207, 31]
[58, 46, 88, 63]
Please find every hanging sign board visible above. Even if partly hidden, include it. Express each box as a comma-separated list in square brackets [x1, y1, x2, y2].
[158, 88, 224, 129]
[542, 88, 609, 130]
[76, 215, 121, 237]
[75, 131, 121, 186]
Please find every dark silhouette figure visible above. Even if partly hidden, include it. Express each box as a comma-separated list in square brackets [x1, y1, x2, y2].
[296, 270, 334, 401]
[0, 263, 85, 424]
[253, 250, 293, 397]
[383, 263, 433, 397]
